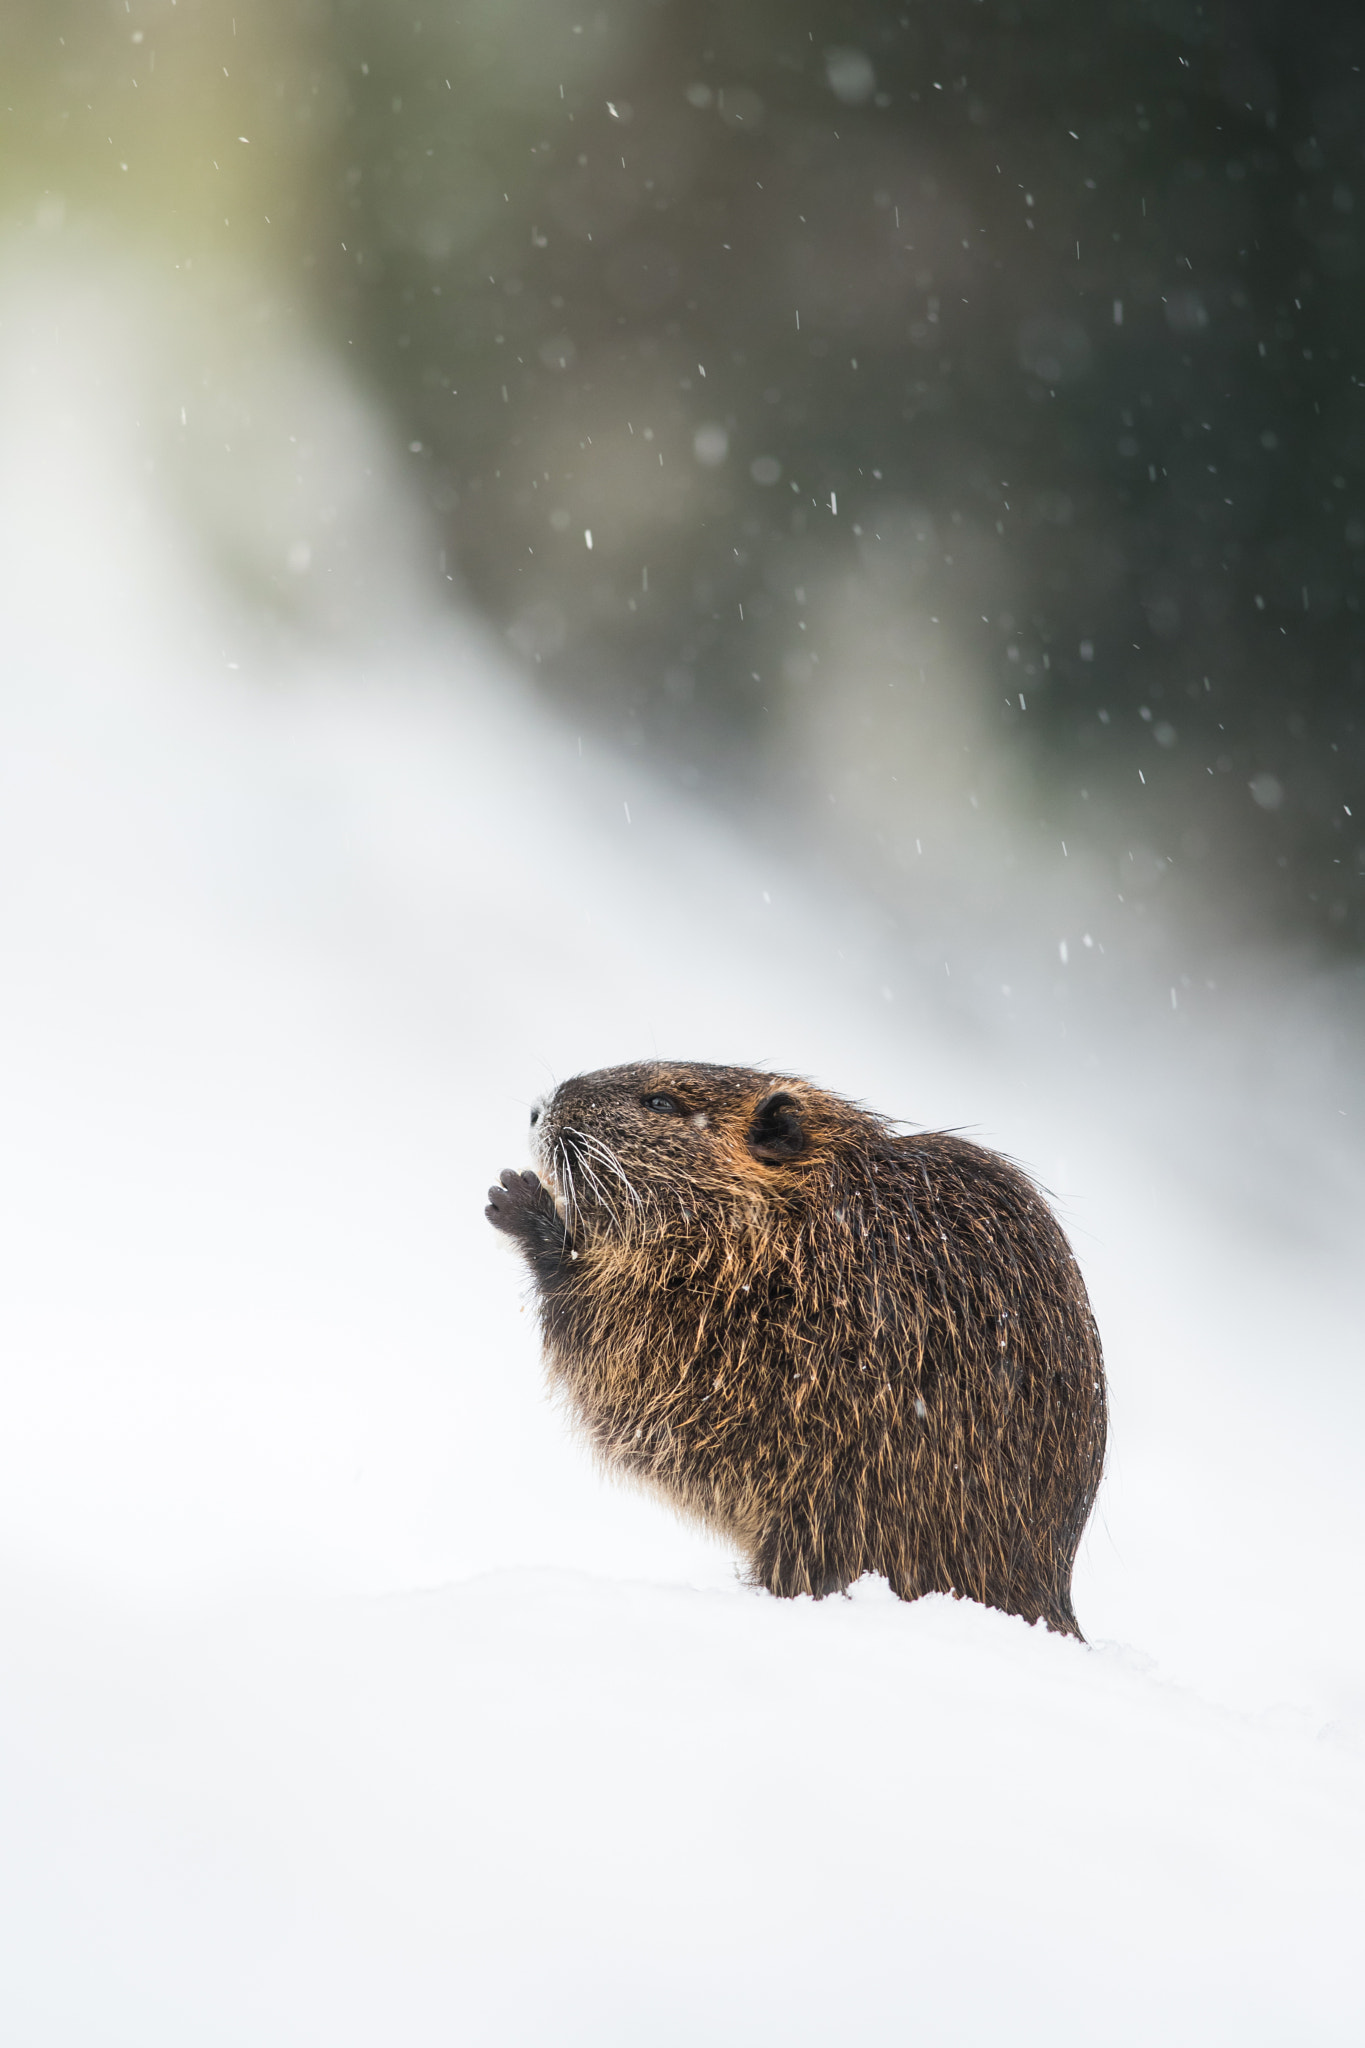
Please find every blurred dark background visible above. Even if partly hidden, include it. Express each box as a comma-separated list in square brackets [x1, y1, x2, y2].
[4, 0, 1363, 953]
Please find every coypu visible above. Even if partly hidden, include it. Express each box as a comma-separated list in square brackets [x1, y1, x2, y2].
[486, 1061, 1106, 1637]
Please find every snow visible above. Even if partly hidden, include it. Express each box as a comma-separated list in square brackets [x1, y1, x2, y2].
[1, 258, 1362, 2045]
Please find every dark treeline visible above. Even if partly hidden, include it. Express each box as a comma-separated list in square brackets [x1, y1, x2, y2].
[4, 0, 1361, 949]
[324, 0, 1363, 947]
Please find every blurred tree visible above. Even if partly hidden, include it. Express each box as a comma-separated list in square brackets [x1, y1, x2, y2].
[328, 0, 1364, 949]
[3, 0, 1362, 952]
[0, 0, 330, 263]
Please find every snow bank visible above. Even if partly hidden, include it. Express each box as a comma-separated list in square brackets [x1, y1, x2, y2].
[4, 1570, 1361, 2047]
[0, 258, 1361, 2044]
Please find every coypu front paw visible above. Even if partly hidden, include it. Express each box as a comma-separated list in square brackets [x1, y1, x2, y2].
[485, 1168, 571, 1275]
[485, 1167, 547, 1232]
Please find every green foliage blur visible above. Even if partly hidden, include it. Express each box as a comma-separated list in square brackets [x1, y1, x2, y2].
[3, 0, 1363, 952]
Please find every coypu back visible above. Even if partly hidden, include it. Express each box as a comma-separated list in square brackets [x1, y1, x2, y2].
[486, 1061, 1106, 1637]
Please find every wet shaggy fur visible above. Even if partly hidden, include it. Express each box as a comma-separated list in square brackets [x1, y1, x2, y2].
[486, 1061, 1106, 1637]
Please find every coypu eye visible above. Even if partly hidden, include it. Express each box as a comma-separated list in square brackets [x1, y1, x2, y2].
[529, 1108, 541, 1127]
[642, 1093, 685, 1116]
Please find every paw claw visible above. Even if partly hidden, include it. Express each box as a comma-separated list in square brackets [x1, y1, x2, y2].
[484, 1162, 569, 1264]
[485, 1166, 550, 1234]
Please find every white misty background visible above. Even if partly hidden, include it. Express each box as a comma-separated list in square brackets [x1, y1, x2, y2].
[1, 60, 1364, 2048]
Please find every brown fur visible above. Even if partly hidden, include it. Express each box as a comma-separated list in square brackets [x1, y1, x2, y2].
[486, 1061, 1106, 1637]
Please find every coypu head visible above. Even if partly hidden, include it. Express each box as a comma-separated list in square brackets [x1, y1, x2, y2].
[530, 1061, 864, 1238]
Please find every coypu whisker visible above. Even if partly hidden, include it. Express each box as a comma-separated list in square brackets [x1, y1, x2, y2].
[553, 1136, 581, 1234]
[572, 1129, 644, 1214]
[565, 1133, 625, 1234]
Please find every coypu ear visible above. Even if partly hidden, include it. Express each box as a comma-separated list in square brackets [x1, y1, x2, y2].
[746, 1091, 806, 1163]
